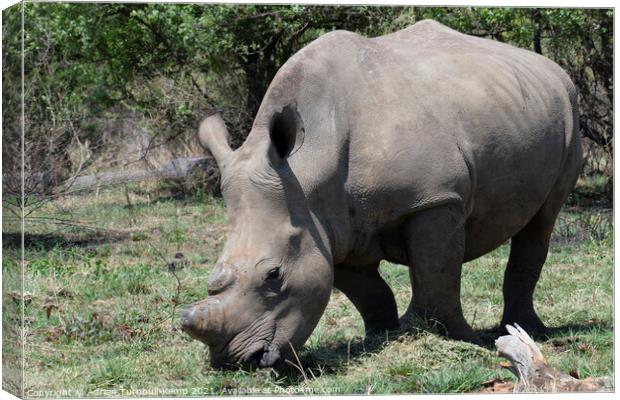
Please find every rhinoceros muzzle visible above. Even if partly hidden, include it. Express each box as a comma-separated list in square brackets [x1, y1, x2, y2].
[181, 297, 284, 370]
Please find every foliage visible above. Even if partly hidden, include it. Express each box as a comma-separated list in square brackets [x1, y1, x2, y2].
[2, 4, 613, 200]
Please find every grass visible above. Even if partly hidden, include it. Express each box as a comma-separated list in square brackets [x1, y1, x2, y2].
[2, 182, 613, 397]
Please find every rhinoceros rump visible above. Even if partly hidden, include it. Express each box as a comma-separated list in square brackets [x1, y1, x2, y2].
[181, 20, 582, 371]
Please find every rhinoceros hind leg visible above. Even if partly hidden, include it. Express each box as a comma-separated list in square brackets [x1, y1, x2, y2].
[500, 197, 565, 337]
[402, 205, 481, 345]
[500, 119, 581, 337]
[333, 264, 399, 335]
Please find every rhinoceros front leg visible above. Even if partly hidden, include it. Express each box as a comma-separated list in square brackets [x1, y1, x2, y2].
[402, 205, 482, 345]
[333, 264, 399, 335]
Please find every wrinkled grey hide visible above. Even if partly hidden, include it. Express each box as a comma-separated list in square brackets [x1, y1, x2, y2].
[181, 20, 582, 371]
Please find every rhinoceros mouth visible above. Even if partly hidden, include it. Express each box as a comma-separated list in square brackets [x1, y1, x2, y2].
[210, 340, 281, 370]
[207, 314, 280, 369]
[260, 342, 283, 368]
[246, 342, 281, 368]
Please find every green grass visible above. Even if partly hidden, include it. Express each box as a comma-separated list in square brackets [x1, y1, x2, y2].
[2, 183, 613, 396]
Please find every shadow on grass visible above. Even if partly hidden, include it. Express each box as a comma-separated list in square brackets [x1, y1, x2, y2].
[470, 318, 612, 351]
[280, 318, 613, 383]
[2, 230, 130, 251]
[545, 320, 613, 338]
[278, 332, 392, 384]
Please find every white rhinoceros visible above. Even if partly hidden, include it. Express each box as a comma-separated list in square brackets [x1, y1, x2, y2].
[181, 20, 582, 371]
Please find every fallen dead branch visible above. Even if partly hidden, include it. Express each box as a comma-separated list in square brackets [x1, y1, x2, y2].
[494, 323, 612, 392]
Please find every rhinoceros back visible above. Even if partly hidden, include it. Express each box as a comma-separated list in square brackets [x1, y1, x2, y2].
[252, 20, 580, 261]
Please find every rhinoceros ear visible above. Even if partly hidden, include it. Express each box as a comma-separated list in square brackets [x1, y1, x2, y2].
[268, 104, 305, 165]
[197, 113, 233, 167]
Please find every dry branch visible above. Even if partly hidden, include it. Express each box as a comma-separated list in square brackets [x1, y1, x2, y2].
[495, 324, 612, 392]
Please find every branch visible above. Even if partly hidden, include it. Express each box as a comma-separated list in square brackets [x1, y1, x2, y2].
[495, 324, 612, 392]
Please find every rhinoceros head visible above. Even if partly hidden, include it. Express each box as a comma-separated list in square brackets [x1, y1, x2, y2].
[181, 110, 333, 371]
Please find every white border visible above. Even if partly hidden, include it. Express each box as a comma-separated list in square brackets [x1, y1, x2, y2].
[0, 1, 615, 400]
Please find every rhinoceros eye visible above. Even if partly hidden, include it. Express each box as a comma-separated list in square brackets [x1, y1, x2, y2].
[265, 267, 281, 282]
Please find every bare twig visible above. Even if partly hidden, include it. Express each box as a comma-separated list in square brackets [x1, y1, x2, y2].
[285, 341, 308, 381]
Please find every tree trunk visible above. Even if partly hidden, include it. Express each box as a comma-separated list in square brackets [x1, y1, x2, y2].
[531, 9, 543, 54]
